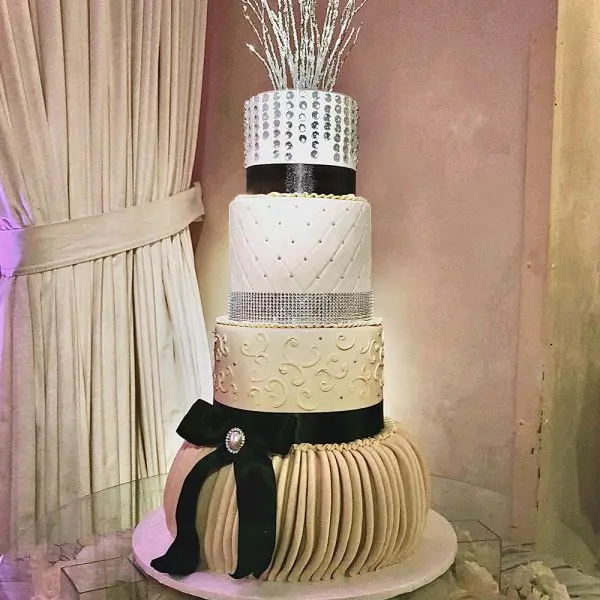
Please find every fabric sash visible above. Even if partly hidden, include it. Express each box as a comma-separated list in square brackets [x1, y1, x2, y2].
[246, 163, 356, 195]
[150, 399, 384, 579]
[0, 184, 203, 276]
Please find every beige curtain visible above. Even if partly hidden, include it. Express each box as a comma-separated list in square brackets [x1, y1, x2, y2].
[0, 0, 212, 550]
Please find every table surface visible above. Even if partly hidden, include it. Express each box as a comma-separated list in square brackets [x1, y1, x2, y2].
[14, 473, 514, 549]
[1, 475, 598, 599]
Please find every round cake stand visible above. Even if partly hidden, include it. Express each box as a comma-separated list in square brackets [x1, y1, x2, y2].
[132, 509, 457, 600]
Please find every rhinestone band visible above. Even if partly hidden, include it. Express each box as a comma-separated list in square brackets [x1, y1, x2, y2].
[228, 292, 373, 324]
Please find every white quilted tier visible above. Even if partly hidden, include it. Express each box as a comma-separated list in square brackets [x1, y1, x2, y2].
[229, 194, 371, 293]
[244, 90, 359, 169]
[213, 319, 384, 413]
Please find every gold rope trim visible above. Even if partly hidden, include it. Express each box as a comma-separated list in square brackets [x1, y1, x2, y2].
[216, 316, 382, 329]
[291, 418, 400, 452]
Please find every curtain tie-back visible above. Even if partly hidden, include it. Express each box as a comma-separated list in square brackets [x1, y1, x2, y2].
[0, 184, 203, 277]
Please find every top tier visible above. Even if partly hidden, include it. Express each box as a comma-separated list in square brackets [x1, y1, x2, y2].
[244, 90, 359, 171]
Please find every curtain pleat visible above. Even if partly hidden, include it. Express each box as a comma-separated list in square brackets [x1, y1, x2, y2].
[0, 0, 211, 550]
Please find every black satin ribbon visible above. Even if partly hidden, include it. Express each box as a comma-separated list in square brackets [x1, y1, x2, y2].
[151, 399, 296, 579]
[247, 163, 356, 195]
[151, 399, 383, 579]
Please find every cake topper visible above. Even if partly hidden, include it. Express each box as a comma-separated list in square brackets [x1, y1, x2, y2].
[241, 0, 369, 91]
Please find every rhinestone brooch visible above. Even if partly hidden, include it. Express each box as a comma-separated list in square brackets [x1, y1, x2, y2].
[225, 427, 246, 455]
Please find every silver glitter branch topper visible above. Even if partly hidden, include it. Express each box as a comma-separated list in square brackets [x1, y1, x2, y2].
[242, 0, 369, 91]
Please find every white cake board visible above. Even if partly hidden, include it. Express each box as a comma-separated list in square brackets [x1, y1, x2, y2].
[132, 509, 457, 600]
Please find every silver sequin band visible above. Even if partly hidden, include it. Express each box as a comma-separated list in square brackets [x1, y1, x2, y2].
[228, 292, 374, 324]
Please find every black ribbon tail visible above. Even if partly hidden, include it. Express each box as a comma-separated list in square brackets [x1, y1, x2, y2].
[231, 447, 278, 579]
[151, 446, 231, 576]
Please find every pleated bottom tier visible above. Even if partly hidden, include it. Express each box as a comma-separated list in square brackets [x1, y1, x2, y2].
[162, 418, 430, 582]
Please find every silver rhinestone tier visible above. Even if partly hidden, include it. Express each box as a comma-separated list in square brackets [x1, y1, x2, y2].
[244, 90, 359, 170]
[228, 292, 373, 324]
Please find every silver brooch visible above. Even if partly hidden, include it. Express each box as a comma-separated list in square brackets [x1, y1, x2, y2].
[225, 427, 246, 454]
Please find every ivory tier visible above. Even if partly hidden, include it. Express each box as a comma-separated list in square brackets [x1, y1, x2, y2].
[163, 420, 430, 582]
[229, 194, 371, 295]
[214, 319, 383, 413]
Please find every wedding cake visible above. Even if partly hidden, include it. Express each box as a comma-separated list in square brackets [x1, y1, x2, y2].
[150, 0, 430, 583]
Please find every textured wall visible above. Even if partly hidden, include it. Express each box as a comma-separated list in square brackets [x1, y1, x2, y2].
[0, 419, 8, 552]
[194, 0, 556, 507]
[538, 0, 600, 573]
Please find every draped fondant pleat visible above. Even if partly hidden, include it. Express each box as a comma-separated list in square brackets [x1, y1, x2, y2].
[373, 443, 402, 569]
[288, 449, 317, 581]
[162, 420, 429, 582]
[330, 449, 363, 579]
[298, 450, 332, 581]
[309, 450, 340, 581]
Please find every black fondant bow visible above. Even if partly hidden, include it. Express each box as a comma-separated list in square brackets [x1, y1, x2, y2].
[150, 400, 296, 579]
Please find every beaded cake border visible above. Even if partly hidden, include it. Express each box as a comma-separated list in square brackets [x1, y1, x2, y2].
[266, 192, 367, 202]
[216, 316, 382, 329]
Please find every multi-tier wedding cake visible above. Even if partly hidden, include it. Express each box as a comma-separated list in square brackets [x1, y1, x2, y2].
[149, 0, 430, 583]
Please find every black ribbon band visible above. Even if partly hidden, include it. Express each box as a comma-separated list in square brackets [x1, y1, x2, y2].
[247, 163, 356, 195]
[214, 399, 384, 445]
[151, 400, 383, 579]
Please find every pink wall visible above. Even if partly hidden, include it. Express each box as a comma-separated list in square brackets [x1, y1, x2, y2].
[194, 0, 556, 507]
